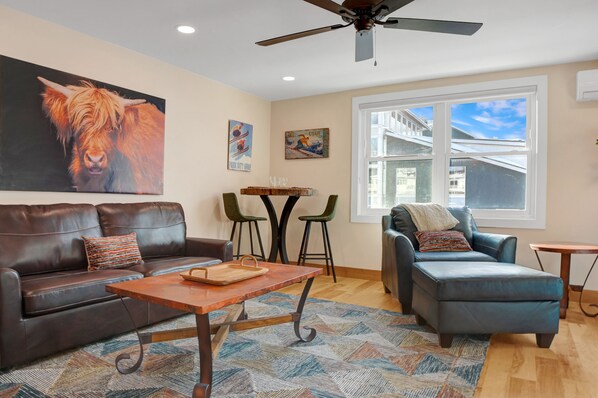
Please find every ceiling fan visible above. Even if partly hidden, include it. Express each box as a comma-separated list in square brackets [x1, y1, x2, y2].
[256, 0, 483, 62]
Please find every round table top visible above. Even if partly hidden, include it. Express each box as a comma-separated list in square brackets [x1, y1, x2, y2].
[529, 241, 598, 254]
[240, 186, 316, 196]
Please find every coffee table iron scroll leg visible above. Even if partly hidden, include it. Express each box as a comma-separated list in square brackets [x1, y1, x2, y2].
[294, 277, 317, 342]
[193, 313, 213, 398]
[239, 301, 248, 320]
[115, 297, 145, 374]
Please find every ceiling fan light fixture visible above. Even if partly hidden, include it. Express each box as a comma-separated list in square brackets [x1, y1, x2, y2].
[282, 76, 296, 81]
[176, 25, 196, 34]
[258, 0, 483, 63]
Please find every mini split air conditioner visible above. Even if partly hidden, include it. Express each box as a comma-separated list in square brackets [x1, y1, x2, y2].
[577, 69, 598, 101]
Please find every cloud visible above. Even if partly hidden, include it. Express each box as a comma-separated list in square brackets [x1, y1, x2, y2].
[472, 115, 519, 130]
[476, 99, 527, 118]
[466, 130, 487, 139]
[452, 119, 473, 127]
[514, 101, 527, 117]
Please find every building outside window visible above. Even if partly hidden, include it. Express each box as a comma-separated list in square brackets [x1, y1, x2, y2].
[351, 76, 547, 228]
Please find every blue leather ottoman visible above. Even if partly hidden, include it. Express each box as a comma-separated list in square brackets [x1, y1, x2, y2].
[412, 261, 563, 348]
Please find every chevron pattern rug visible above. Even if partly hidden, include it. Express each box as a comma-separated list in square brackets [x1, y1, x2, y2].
[0, 293, 489, 398]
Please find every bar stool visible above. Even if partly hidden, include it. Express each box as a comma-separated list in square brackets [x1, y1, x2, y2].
[297, 195, 338, 282]
[222, 193, 266, 260]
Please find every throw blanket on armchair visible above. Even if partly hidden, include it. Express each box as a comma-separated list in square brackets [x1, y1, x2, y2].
[401, 203, 459, 231]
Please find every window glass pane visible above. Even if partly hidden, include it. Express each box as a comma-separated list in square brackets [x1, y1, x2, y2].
[370, 106, 433, 156]
[448, 156, 526, 209]
[450, 99, 527, 154]
[368, 160, 432, 209]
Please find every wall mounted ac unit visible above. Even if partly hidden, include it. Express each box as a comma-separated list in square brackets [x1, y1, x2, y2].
[577, 69, 598, 101]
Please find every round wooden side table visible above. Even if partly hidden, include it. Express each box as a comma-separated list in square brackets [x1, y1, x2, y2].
[530, 242, 598, 319]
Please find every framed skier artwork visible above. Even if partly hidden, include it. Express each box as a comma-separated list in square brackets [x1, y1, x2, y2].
[227, 120, 253, 172]
[285, 128, 329, 160]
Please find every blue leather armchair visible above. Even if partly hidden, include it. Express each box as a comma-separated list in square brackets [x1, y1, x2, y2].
[382, 205, 517, 314]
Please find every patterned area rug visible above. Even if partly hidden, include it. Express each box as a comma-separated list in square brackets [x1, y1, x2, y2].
[0, 293, 489, 398]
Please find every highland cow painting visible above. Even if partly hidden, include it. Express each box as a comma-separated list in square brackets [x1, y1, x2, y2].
[0, 55, 165, 194]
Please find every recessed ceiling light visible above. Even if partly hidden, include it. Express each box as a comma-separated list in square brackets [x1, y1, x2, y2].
[176, 25, 196, 34]
[282, 76, 296, 82]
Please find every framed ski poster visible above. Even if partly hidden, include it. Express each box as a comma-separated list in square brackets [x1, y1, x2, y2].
[227, 120, 253, 172]
[285, 128, 329, 159]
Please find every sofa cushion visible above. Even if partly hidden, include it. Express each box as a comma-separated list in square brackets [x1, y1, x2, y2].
[412, 261, 563, 302]
[0, 204, 102, 276]
[20, 269, 143, 316]
[415, 231, 472, 252]
[415, 250, 495, 262]
[83, 232, 143, 271]
[96, 202, 186, 259]
[391, 205, 474, 250]
[127, 256, 221, 277]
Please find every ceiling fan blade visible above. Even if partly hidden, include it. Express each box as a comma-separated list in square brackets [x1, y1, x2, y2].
[355, 30, 374, 62]
[303, 0, 356, 17]
[384, 17, 483, 35]
[373, 0, 415, 19]
[256, 24, 348, 46]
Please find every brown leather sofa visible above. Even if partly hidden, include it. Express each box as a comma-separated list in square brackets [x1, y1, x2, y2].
[0, 202, 232, 369]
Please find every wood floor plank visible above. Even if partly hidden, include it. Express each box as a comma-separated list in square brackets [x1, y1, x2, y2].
[279, 274, 598, 398]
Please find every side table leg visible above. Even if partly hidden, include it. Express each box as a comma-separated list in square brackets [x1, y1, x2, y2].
[193, 313, 213, 398]
[560, 253, 571, 319]
[294, 277, 317, 342]
[578, 255, 598, 317]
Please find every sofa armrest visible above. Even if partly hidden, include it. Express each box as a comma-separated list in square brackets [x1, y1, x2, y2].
[382, 227, 416, 311]
[0, 267, 26, 369]
[185, 237, 233, 262]
[472, 231, 517, 263]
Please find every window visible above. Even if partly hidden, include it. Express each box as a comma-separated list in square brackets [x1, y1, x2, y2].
[351, 76, 547, 228]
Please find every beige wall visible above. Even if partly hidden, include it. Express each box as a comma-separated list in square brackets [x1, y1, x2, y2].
[271, 60, 598, 289]
[0, 6, 271, 244]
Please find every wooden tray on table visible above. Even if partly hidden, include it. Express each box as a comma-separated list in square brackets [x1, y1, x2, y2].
[180, 255, 268, 285]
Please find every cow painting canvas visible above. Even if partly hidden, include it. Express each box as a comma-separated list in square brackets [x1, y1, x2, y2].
[0, 55, 165, 194]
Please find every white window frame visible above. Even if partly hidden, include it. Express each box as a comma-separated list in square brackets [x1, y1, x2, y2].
[351, 76, 547, 229]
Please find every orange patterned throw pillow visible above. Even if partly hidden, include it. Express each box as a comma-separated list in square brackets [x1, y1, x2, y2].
[415, 230, 472, 252]
[83, 232, 143, 271]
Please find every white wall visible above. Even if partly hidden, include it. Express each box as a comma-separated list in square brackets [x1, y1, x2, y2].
[271, 60, 598, 289]
[0, 6, 272, 243]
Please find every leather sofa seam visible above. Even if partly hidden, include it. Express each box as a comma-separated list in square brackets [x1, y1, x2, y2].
[0, 224, 101, 237]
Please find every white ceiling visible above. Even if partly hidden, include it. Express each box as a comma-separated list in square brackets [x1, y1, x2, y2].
[2, 0, 597, 101]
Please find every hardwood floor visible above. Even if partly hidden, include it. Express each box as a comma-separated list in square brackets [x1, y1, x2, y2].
[279, 275, 598, 398]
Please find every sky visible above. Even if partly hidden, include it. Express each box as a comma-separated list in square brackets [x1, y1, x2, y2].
[410, 98, 527, 141]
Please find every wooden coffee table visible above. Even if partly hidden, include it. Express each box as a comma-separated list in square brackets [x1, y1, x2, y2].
[106, 262, 322, 398]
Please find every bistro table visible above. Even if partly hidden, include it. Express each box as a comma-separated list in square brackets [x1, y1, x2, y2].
[241, 186, 316, 263]
[530, 241, 598, 318]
